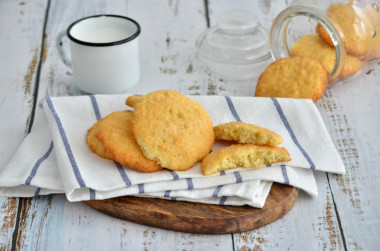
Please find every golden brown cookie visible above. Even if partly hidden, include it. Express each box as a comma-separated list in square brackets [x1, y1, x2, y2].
[316, 3, 380, 58]
[201, 144, 292, 176]
[214, 122, 283, 146]
[131, 90, 214, 171]
[255, 56, 328, 102]
[86, 122, 113, 159]
[316, 23, 334, 48]
[125, 95, 143, 108]
[291, 35, 363, 78]
[93, 110, 163, 173]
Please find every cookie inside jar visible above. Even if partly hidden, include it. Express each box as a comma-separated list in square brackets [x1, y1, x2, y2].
[270, 0, 380, 84]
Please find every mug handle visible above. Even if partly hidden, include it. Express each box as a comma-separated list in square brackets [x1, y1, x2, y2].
[56, 30, 72, 68]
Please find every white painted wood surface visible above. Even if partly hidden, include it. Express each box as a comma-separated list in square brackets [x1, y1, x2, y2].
[1, 0, 379, 250]
[0, 0, 47, 249]
[317, 70, 380, 250]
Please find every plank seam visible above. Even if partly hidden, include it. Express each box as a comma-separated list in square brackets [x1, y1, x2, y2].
[232, 234, 236, 251]
[203, 0, 210, 28]
[10, 199, 22, 251]
[326, 173, 348, 251]
[27, 0, 51, 133]
[11, 1, 51, 250]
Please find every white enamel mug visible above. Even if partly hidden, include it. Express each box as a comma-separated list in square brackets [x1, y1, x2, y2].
[56, 15, 141, 94]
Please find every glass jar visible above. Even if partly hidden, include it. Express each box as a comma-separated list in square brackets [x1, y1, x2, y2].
[270, 0, 380, 82]
[195, 10, 273, 81]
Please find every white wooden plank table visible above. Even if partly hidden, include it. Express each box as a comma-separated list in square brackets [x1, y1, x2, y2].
[0, 0, 379, 250]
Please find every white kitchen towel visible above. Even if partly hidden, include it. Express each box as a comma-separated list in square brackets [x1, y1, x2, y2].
[0, 94, 345, 207]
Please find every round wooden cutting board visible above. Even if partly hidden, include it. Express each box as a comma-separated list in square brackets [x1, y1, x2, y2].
[84, 183, 298, 234]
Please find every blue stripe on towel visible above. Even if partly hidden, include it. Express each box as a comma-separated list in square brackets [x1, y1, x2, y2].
[171, 197, 177, 201]
[164, 190, 171, 197]
[281, 165, 290, 184]
[89, 95, 101, 120]
[220, 171, 226, 176]
[114, 161, 132, 187]
[34, 187, 41, 196]
[90, 188, 96, 200]
[89, 95, 134, 189]
[212, 185, 223, 198]
[225, 96, 242, 121]
[271, 98, 315, 170]
[219, 196, 227, 205]
[25, 141, 54, 185]
[138, 184, 144, 194]
[186, 178, 194, 190]
[234, 171, 243, 183]
[168, 170, 179, 180]
[45, 96, 86, 187]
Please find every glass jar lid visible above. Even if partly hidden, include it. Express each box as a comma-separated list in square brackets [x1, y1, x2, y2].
[195, 10, 272, 80]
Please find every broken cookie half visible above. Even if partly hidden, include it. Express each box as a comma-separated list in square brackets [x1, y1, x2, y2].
[214, 121, 283, 146]
[201, 144, 291, 176]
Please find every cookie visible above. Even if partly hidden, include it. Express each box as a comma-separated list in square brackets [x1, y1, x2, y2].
[291, 35, 363, 78]
[94, 110, 163, 173]
[125, 95, 143, 108]
[131, 90, 214, 171]
[316, 3, 380, 58]
[214, 122, 283, 146]
[201, 144, 291, 176]
[86, 122, 113, 159]
[255, 56, 328, 102]
[316, 23, 334, 48]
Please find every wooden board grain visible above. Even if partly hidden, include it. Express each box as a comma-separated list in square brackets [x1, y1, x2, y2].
[84, 183, 298, 235]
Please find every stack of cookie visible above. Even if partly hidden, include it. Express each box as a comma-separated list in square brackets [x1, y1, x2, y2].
[316, 3, 380, 60]
[256, 2, 379, 102]
[87, 90, 214, 173]
[202, 122, 291, 175]
[87, 90, 291, 175]
[87, 110, 164, 173]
